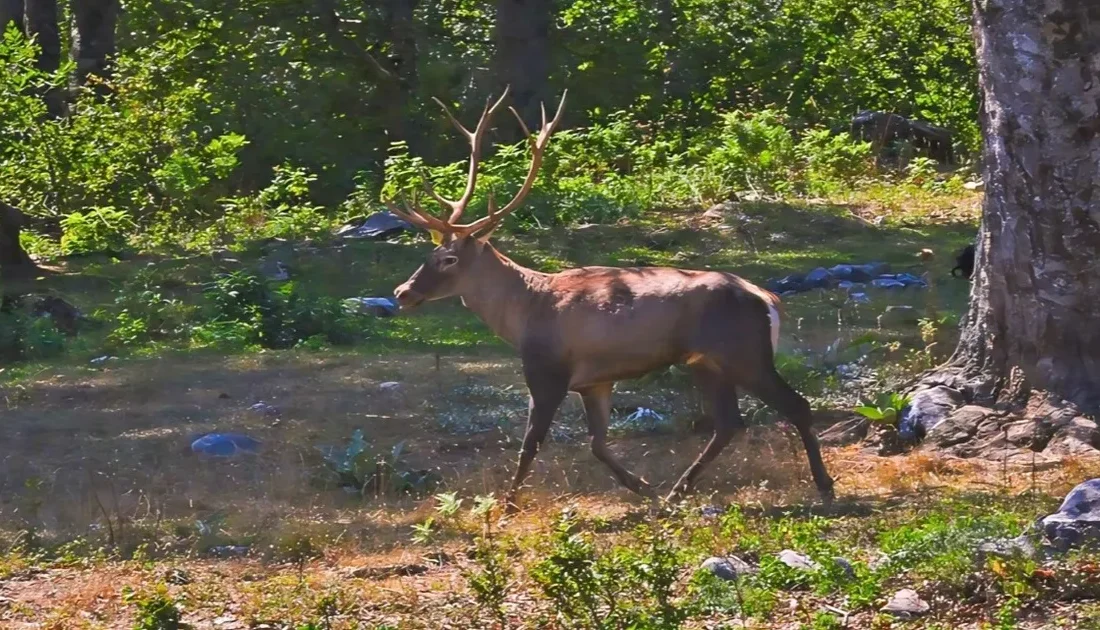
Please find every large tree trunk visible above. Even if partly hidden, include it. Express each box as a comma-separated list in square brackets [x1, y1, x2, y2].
[0, 202, 38, 278]
[70, 0, 118, 87]
[907, 0, 1100, 461]
[948, 0, 1100, 408]
[494, 0, 551, 139]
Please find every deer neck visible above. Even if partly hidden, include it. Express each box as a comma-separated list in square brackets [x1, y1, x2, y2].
[457, 243, 544, 347]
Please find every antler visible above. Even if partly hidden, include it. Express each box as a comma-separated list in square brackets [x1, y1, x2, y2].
[382, 87, 567, 240]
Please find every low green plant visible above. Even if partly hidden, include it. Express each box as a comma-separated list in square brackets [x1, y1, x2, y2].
[123, 584, 182, 630]
[854, 392, 912, 426]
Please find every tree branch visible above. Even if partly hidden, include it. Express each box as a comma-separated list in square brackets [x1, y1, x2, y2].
[315, 0, 395, 83]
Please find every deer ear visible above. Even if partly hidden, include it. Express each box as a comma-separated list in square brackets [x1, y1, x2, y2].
[429, 229, 445, 245]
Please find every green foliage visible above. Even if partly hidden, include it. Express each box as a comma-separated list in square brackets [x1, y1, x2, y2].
[854, 392, 912, 425]
[318, 430, 440, 497]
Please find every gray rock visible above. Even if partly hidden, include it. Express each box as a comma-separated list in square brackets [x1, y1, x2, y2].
[337, 211, 411, 240]
[926, 405, 995, 449]
[1045, 418, 1100, 456]
[778, 549, 820, 572]
[1042, 478, 1100, 551]
[379, 381, 403, 393]
[881, 589, 929, 617]
[899, 385, 965, 441]
[700, 556, 756, 581]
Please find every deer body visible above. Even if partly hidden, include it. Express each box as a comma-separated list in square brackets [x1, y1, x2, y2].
[384, 87, 834, 511]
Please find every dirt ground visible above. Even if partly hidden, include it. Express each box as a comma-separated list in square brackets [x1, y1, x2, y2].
[4, 350, 1100, 628]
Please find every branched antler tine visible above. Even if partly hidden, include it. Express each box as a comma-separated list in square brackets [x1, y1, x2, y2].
[432, 96, 473, 140]
[508, 106, 532, 139]
[540, 101, 548, 130]
[549, 89, 568, 130]
[454, 92, 566, 236]
[445, 87, 511, 224]
[419, 168, 457, 210]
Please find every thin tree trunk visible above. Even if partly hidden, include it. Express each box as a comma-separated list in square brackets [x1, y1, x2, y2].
[24, 0, 63, 116]
[928, 0, 1100, 413]
[1, 0, 24, 34]
[378, 0, 420, 149]
[70, 0, 118, 87]
[494, 0, 551, 139]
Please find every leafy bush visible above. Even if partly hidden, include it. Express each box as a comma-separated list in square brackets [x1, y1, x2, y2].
[0, 309, 67, 362]
[318, 430, 441, 496]
[59, 207, 135, 255]
[531, 512, 689, 629]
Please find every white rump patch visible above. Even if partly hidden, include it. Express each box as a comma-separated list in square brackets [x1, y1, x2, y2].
[768, 304, 780, 355]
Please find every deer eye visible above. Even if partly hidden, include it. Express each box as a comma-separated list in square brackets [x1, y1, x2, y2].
[440, 255, 459, 268]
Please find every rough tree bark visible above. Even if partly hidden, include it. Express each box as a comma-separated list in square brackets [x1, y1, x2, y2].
[494, 0, 551, 139]
[23, 0, 63, 116]
[909, 0, 1100, 458]
[0, 202, 38, 278]
[70, 0, 118, 87]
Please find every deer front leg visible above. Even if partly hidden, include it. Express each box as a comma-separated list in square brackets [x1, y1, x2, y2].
[580, 384, 658, 501]
[504, 377, 567, 514]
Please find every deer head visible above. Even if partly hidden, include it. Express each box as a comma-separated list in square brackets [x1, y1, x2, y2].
[387, 86, 566, 310]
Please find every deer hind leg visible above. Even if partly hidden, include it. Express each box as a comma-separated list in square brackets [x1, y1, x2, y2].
[743, 368, 835, 505]
[504, 376, 568, 514]
[666, 365, 744, 502]
[580, 384, 658, 500]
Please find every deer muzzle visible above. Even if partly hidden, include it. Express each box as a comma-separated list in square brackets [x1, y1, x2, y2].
[394, 284, 425, 310]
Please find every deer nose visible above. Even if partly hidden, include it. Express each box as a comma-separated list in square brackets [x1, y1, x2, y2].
[394, 285, 424, 309]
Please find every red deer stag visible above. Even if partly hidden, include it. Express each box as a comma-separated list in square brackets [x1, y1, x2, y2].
[386, 87, 835, 512]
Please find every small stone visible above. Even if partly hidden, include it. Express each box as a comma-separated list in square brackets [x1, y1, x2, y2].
[976, 535, 1036, 561]
[701, 556, 756, 581]
[379, 381, 403, 393]
[165, 567, 191, 585]
[832, 556, 856, 579]
[879, 305, 919, 325]
[963, 180, 984, 190]
[249, 402, 279, 416]
[778, 549, 820, 572]
[699, 504, 723, 519]
[89, 355, 116, 365]
[208, 545, 250, 558]
[881, 588, 929, 617]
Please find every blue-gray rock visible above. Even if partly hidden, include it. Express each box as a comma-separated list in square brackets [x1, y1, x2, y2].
[337, 211, 411, 240]
[191, 433, 261, 457]
[778, 549, 820, 572]
[849, 292, 871, 304]
[804, 267, 833, 289]
[346, 297, 399, 318]
[872, 278, 907, 289]
[701, 556, 756, 581]
[1042, 479, 1100, 551]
